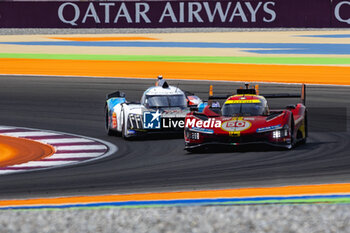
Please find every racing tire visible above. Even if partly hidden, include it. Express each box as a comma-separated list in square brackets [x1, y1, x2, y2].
[299, 111, 308, 145]
[285, 115, 295, 150]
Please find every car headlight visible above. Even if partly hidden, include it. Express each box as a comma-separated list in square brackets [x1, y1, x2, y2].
[129, 113, 142, 119]
[187, 131, 200, 140]
[272, 126, 289, 139]
[128, 114, 143, 129]
[272, 130, 281, 138]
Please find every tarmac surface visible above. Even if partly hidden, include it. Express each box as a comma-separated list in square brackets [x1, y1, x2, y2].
[0, 75, 348, 199]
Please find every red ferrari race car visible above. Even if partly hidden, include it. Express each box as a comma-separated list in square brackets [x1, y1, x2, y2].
[184, 84, 307, 152]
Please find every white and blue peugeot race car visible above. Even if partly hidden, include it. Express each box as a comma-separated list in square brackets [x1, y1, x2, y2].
[105, 77, 202, 139]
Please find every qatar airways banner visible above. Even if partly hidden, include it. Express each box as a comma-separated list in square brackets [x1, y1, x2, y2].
[0, 0, 349, 28]
[333, 0, 350, 27]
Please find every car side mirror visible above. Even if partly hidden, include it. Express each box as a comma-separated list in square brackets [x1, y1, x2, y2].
[143, 99, 149, 108]
[189, 105, 198, 111]
[210, 101, 220, 108]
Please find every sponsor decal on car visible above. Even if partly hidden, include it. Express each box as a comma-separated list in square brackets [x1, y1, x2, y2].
[225, 99, 261, 104]
[191, 127, 214, 134]
[127, 129, 136, 134]
[256, 124, 282, 133]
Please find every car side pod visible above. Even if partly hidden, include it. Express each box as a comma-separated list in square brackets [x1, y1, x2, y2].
[263, 83, 306, 105]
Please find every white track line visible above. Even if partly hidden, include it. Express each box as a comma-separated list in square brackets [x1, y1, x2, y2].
[1, 131, 59, 137]
[54, 145, 107, 151]
[48, 153, 101, 159]
[11, 161, 75, 167]
[0, 170, 22, 175]
[0, 126, 16, 130]
[37, 138, 92, 144]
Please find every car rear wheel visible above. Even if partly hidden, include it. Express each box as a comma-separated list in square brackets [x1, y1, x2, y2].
[300, 111, 308, 145]
[285, 116, 295, 150]
[105, 107, 117, 136]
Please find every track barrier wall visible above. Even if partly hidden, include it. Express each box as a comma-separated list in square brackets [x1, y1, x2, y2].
[0, 0, 349, 28]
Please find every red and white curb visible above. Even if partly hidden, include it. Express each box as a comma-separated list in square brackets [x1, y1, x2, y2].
[0, 126, 117, 175]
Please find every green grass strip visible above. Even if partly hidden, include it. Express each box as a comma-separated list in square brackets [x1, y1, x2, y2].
[1, 53, 350, 65]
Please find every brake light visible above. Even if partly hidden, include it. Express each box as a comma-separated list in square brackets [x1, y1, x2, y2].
[112, 112, 117, 128]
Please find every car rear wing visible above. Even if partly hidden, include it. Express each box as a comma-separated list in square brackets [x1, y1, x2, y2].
[262, 84, 306, 105]
[106, 91, 126, 100]
[208, 84, 306, 105]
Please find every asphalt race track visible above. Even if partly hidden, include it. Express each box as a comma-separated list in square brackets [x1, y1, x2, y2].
[0, 76, 349, 199]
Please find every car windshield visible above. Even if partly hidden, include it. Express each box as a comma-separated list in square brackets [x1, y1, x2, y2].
[146, 95, 187, 108]
[222, 102, 266, 116]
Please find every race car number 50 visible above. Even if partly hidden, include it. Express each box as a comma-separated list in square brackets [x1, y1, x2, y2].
[221, 120, 251, 132]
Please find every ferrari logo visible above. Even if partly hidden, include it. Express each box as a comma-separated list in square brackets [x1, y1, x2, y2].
[229, 131, 240, 137]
